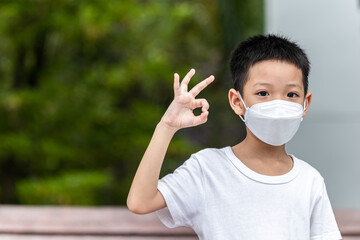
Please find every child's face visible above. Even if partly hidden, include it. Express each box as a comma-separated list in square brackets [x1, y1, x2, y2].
[229, 59, 312, 118]
[244, 60, 305, 106]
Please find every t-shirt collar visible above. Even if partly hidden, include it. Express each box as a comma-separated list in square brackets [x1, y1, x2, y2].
[223, 146, 300, 184]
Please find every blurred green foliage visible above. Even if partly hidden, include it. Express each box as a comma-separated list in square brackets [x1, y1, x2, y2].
[0, 0, 262, 205]
[16, 170, 112, 205]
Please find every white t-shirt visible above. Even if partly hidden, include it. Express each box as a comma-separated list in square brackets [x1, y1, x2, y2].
[156, 146, 342, 240]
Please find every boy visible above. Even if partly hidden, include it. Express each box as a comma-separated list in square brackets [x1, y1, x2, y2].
[127, 34, 342, 239]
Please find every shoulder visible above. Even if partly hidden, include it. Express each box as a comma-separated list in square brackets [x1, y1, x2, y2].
[170, 147, 227, 174]
[192, 147, 228, 158]
[293, 156, 324, 180]
[190, 147, 229, 163]
[188, 146, 231, 171]
[292, 155, 325, 192]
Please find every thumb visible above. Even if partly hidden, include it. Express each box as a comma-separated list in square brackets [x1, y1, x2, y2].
[192, 110, 209, 126]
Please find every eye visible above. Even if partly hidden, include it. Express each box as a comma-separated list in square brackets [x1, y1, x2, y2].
[256, 91, 269, 97]
[287, 92, 299, 98]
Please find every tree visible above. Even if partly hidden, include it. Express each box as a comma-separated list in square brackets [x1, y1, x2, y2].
[0, 0, 262, 205]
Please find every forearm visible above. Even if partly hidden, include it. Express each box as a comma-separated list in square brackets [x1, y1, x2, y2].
[127, 68, 213, 213]
[127, 121, 176, 207]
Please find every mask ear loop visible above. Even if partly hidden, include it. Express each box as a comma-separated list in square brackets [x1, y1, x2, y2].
[300, 99, 307, 122]
[237, 91, 248, 122]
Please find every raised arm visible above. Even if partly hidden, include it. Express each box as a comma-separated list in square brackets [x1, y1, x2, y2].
[127, 68, 214, 214]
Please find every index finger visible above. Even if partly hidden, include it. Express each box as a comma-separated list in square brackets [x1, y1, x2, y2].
[189, 75, 215, 97]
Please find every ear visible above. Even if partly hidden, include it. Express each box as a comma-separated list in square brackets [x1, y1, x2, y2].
[302, 91, 312, 117]
[228, 88, 246, 116]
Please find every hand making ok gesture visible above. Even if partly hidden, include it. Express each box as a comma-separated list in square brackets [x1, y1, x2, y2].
[160, 68, 215, 132]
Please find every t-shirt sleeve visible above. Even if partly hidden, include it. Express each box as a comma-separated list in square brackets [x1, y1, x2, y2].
[155, 154, 205, 228]
[310, 179, 342, 240]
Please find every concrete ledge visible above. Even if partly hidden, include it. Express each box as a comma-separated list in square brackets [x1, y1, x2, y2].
[335, 210, 360, 237]
[0, 205, 195, 237]
[0, 205, 358, 239]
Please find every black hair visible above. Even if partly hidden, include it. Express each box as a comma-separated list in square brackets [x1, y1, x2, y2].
[229, 34, 310, 96]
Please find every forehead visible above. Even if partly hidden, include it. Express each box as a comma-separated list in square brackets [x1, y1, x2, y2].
[246, 60, 303, 89]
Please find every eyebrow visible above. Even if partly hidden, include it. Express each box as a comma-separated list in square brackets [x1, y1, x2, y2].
[253, 82, 302, 89]
[285, 83, 302, 89]
[253, 82, 273, 87]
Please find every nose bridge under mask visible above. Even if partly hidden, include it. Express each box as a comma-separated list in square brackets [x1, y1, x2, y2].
[235, 90, 305, 146]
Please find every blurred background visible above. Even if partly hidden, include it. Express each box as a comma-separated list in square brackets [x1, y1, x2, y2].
[267, 0, 360, 210]
[0, 0, 262, 206]
[0, 0, 357, 211]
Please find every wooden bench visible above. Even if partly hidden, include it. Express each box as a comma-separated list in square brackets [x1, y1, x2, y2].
[0, 205, 358, 239]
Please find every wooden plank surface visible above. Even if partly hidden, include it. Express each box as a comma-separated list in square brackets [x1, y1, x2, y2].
[0, 236, 197, 240]
[0, 205, 358, 239]
[0, 237, 357, 240]
[336, 210, 360, 236]
[0, 205, 195, 237]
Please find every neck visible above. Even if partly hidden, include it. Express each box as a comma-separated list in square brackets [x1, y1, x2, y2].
[233, 129, 289, 163]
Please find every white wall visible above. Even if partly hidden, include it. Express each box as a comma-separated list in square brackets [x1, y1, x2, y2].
[265, 0, 360, 209]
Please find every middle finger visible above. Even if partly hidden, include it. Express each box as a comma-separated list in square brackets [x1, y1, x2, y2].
[181, 68, 196, 92]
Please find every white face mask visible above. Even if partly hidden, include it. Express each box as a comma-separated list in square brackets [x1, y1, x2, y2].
[237, 91, 306, 146]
